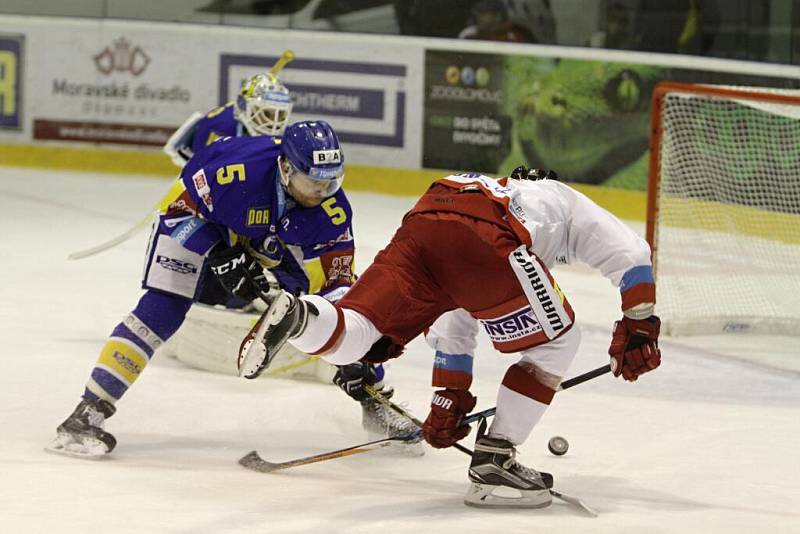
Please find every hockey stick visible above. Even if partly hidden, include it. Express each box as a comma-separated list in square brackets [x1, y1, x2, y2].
[67, 210, 155, 260]
[270, 49, 295, 75]
[239, 364, 611, 475]
[239, 435, 418, 473]
[459, 363, 613, 423]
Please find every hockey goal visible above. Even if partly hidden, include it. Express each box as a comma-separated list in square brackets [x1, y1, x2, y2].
[647, 82, 800, 336]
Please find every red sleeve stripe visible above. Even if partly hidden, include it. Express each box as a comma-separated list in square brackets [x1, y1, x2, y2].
[621, 283, 656, 311]
[310, 305, 345, 356]
[432, 368, 473, 389]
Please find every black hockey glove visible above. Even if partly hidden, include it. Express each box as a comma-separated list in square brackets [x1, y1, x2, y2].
[510, 166, 559, 181]
[207, 243, 272, 303]
[333, 362, 379, 402]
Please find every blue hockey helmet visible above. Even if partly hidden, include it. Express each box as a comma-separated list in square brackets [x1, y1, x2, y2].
[279, 120, 345, 205]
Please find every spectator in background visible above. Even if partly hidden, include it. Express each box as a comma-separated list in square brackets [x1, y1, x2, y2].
[592, 0, 719, 55]
[395, 0, 475, 38]
[458, 0, 533, 43]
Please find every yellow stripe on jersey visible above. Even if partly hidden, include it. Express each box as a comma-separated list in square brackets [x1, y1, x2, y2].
[96, 340, 149, 385]
[158, 178, 188, 214]
[305, 257, 326, 296]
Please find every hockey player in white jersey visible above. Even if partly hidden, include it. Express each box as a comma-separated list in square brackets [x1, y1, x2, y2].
[239, 166, 662, 508]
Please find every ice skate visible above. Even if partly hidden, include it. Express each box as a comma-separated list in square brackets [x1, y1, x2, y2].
[361, 387, 424, 456]
[238, 291, 317, 379]
[465, 422, 553, 508]
[46, 398, 117, 459]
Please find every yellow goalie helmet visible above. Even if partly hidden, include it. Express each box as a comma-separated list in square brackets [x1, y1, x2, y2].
[235, 73, 294, 137]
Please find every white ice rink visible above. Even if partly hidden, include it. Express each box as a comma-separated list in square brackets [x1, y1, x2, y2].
[1, 167, 798, 533]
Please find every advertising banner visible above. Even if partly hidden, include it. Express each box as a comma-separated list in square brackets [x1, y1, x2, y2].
[0, 34, 23, 130]
[423, 50, 800, 190]
[423, 51, 510, 173]
[26, 26, 204, 147]
[221, 54, 407, 148]
[0, 16, 421, 169]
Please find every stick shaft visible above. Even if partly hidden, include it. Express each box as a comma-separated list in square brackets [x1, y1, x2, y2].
[67, 211, 154, 260]
[558, 364, 611, 390]
[461, 363, 611, 426]
[269, 49, 294, 75]
[240, 437, 401, 473]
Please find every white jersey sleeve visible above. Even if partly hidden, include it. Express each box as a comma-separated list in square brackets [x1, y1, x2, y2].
[509, 179, 655, 315]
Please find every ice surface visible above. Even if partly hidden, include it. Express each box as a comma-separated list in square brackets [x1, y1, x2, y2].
[0, 167, 798, 533]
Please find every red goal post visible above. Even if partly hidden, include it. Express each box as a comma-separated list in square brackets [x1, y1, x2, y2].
[646, 81, 800, 336]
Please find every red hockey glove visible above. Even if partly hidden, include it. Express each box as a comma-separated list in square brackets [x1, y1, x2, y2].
[422, 389, 477, 449]
[609, 315, 662, 382]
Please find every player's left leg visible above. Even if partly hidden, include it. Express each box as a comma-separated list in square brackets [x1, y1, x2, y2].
[466, 327, 582, 508]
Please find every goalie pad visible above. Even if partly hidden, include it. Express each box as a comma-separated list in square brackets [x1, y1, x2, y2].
[161, 303, 335, 383]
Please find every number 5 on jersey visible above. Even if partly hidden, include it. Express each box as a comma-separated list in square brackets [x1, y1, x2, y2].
[217, 164, 246, 185]
[322, 198, 346, 225]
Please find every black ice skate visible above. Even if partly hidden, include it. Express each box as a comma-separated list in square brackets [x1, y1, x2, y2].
[361, 387, 424, 456]
[46, 398, 117, 459]
[238, 291, 317, 379]
[465, 420, 553, 508]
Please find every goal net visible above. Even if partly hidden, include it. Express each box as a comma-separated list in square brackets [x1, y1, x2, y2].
[647, 82, 800, 336]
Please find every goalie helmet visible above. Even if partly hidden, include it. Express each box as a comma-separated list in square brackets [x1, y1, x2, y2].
[279, 120, 344, 206]
[235, 73, 293, 137]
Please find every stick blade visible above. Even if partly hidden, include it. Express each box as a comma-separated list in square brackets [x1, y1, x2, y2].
[550, 490, 599, 517]
[238, 450, 282, 473]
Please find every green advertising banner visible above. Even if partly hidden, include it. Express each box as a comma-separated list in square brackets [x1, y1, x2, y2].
[423, 51, 511, 173]
[423, 50, 800, 191]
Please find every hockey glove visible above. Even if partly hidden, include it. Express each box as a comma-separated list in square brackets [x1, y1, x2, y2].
[207, 243, 272, 303]
[609, 315, 662, 382]
[422, 389, 477, 449]
[361, 336, 405, 364]
[510, 166, 559, 181]
[332, 362, 378, 402]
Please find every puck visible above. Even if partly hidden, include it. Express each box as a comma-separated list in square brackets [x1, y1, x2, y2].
[548, 436, 569, 456]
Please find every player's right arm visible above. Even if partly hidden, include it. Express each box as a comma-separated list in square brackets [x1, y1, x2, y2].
[554, 181, 661, 381]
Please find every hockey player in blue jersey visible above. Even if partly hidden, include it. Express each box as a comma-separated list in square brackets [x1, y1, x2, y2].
[48, 120, 416, 457]
[162, 72, 392, 414]
[168, 69, 400, 431]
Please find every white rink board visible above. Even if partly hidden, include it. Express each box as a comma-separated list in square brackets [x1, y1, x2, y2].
[0, 15, 423, 168]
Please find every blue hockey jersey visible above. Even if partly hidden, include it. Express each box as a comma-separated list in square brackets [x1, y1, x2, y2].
[159, 135, 355, 300]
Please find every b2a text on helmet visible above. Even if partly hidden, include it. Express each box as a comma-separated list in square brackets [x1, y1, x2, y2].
[313, 149, 341, 165]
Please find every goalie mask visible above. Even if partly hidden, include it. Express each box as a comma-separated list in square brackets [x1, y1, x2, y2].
[279, 120, 345, 207]
[235, 73, 293, 137]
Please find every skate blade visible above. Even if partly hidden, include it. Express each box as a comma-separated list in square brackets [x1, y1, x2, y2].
[44, 435, 110, 460]
[238, 293, 291, 379]
[464, 483, 552, 509]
